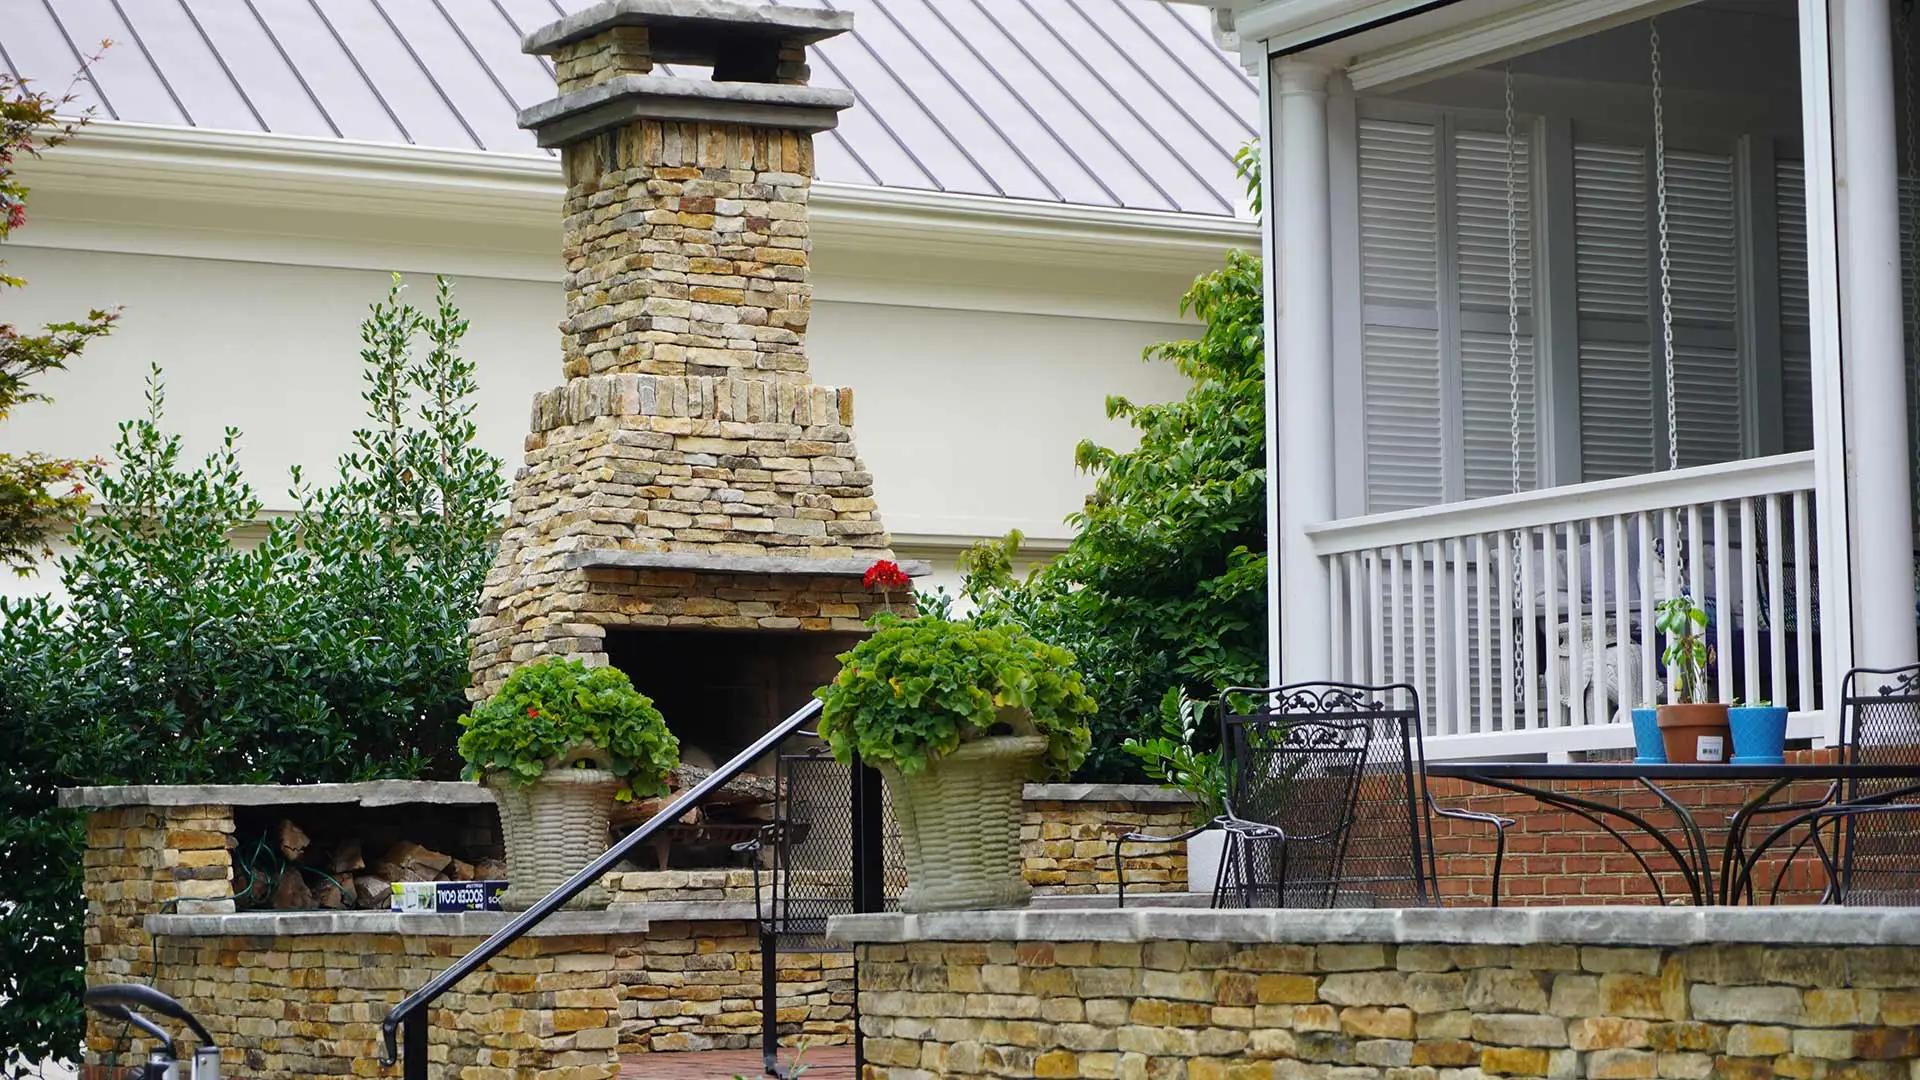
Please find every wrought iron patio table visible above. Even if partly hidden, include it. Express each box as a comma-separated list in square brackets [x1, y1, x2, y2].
[1424, 762, 1920, 905]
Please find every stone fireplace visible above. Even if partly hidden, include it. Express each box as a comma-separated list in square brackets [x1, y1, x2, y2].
[469, 0, 925, 776]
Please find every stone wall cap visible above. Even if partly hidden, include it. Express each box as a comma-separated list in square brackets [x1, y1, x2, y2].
[563, 548, 930, 577]
[524, 0, 853, 55]
[827, 907, 1920, 948]
[147, 907, 655, 938]
[520, 74, 854, 144]
[59, 780, 492, 810]
[1022, 783, 1194, 805]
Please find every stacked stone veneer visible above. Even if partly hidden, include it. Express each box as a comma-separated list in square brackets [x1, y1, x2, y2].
[470, 3, 898, 697]
[836, 909, 1920, 1080]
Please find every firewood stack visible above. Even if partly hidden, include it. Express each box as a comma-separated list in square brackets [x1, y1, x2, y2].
[237, 817, 505, 911]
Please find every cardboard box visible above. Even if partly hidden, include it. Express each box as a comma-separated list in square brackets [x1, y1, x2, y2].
[390, 880, 507, 913]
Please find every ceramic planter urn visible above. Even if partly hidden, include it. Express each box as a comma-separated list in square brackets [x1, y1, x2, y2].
[1656, 703, 1732, 764]
[485, 747, 620, 911]
[880, 733, 1048, 913]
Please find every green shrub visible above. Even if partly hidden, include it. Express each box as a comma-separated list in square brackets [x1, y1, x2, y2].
[816, 614, 1095, 779]
[958, 251, 1266, 781]
[458, 657, 679, 802]
[0, 277, 505, 1073]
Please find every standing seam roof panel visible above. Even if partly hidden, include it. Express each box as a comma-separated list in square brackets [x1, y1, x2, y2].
[0, 0, 1256, 215]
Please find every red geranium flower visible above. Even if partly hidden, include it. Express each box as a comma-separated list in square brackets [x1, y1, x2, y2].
[527, 707, 540, 719]
[863, 559, 910, 590]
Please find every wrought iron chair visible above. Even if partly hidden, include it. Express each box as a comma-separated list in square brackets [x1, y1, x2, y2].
[1803, 664, 1920, 904]
[1116, 682, 1513, 908]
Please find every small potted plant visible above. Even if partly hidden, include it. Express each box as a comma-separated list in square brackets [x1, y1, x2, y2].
[459, 656, 680, 910]
[1729, 698, 1789, 764]
[817, 615, 1095, 913]
[1654, 594, 1731, 763]
[1124, 687, 1229, 892]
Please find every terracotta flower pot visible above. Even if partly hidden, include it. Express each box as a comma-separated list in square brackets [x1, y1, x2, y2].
[1656, 703, 1732, 764]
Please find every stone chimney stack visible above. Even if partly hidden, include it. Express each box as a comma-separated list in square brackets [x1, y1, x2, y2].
[470, 1, 922, 720]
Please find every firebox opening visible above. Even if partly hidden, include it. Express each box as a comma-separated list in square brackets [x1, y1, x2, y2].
[605, 627, 862, 771]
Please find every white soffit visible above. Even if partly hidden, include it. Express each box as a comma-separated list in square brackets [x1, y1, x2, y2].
[1230, 0, 1697, 92]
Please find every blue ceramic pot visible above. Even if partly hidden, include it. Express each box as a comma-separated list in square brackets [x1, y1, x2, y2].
[1729, 705, 1789, 765]
[1631, 708, 1666, 764]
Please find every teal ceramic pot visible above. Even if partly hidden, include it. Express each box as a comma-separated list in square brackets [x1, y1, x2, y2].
[1632, 708, 1666, 764]
[1729, 705, 1789, 765]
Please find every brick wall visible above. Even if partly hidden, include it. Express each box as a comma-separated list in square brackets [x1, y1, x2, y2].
[1428, 751, 1838, 906]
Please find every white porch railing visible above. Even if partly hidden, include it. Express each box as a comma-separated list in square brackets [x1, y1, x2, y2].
[1305, 453, 1823, 759]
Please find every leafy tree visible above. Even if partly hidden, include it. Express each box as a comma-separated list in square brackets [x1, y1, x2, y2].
[0, 278, 505, 1074]
[960, 250, 1268, 781]
[1, 67, 115, 575]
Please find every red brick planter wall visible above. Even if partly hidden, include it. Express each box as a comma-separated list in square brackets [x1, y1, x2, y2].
[1427, 750, 1841, 905]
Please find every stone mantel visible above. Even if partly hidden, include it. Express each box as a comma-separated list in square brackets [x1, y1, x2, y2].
[829, 906, 1920, 948]
[560, 549, 933, 577]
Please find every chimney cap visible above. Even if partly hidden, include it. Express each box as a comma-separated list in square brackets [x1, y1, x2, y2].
[525, 0, 853, 55]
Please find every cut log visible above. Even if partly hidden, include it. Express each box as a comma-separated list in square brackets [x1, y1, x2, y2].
[274, 819, 310, 862]
[272, 869, 314, 910]
[381, 840, 452, 880]
[668, 764, 776, 805]
[328, 837, 365, 875]
[353, 872, 391, 909]
[446, 858, 475, 882]
[472, 858, 508, 882]
[313, 876, 346, 910]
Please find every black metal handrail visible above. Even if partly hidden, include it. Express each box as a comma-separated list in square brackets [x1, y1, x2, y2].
[379, 696, 826, 1076]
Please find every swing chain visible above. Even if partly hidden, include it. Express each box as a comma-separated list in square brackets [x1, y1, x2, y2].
[1902, 2, 1920, 531]
[1652, 18, 1679, 479]
[1505, 67, 1528, 710]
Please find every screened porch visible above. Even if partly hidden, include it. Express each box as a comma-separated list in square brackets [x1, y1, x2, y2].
[1295, 0, 1906, 759]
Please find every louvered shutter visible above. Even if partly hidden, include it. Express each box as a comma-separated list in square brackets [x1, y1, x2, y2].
[1775, 160, 1813, 453]
[1360, 117, 1445, 513]
[1666, 150, 1744, 467]
[1454, 128, 1538, 500]
[1574, 141, 1656, 480]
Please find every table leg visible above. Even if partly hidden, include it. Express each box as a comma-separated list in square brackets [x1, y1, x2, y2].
[1639, 780, 1713, 903]
[1719, 778, 1794, 905]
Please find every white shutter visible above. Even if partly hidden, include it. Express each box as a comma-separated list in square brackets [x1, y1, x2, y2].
[1775, 160, 1813, 453]
[1360, 117, 1444, 513]
[1574, 141, 1655, 480]
[1453, 128, 1537, 500]
[1666, 150, 1743, 467]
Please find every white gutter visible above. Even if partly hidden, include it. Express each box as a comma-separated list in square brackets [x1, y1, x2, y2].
[16, 121, 1258, 274]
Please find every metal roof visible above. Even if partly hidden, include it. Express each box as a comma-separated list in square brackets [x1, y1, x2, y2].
[1, 0, 1257, 216]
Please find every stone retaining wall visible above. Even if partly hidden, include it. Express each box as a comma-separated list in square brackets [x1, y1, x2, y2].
[70, 781, 1189, 1077]
[831, 908, 1920, 1080]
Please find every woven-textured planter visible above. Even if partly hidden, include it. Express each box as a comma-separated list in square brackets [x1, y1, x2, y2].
[485, 756, 619, 912]
[880, 734, 1047, 913]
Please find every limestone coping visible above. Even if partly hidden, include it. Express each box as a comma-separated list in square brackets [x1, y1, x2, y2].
[59, 780, 492, 810]
[523, 0, 854, 54]
[562, 549, 932, 577]
[61, 780, 1182, 809]
[826, 907, 1920, 948]
[520, 74, 854, 145]
[144, 900, 767, 938]
[1023, 783, 1192, 805]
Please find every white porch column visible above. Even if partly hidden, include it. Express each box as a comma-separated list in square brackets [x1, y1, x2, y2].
[1833, 0, 1919, 669]
[1274, 57, 1337, 683]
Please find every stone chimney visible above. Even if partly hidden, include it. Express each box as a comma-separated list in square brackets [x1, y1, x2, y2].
[470, 0, 922, 761]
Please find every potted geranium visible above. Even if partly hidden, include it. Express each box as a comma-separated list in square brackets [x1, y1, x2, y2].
[459, 656, 679, 910]
[1654, 595, 1731, 763]
[817, 615, 1095, 912]
[1124, 687, 1229, 892]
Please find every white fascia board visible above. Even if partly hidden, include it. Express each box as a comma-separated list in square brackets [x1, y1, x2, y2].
[1228, 0, 1437, 56]
[13, 121, 1256, 285]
